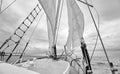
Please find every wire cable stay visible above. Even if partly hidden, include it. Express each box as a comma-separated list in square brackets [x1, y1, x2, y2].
[89, 0, 100, 61]
[15, 13, 43, 64]
[0, 0, 16, 15]
[2, 4, 41, 62]
[84, 0, 117, 73]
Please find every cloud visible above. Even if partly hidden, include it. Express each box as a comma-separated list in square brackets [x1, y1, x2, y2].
[25, 47, 48, 56]
[0, 9, 21, 44]
[0, 0, 39, 36]
[85, 19, 120, 50]
[0, 0, 120, 55]
[0, 0, 47, 52]
[93, 0, 120, 21]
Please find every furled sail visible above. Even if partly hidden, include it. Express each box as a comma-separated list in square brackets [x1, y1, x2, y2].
[38, 0, 56, 30]
[38, 0, 56, 54]
[38, 0, 61, 55]
[47, 19, 54, 52]
[66, 0, 84, 50]
[53, 0, 62, 45]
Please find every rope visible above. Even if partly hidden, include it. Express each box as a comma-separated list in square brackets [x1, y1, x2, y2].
[90, 0, 100, 61]
[2, 43, 15, 52]
[53, 0, 61, 45]
[28, 13, 43, 42]
[77, 0, 93, 7]
[63, 46, 85, 73]
[84, 0, 114, 73]
[0, 0, 16, 15]
[57, 49, 65, 59]
[16, 12, 43, 63]
[70, 58, 85, 73]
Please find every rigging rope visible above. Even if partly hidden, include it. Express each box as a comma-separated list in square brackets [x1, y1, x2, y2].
[84, 0, 116, 74]
[2, 43, 15, 52]
[84, 0, 111, 63]
[70, 58, 84, 73]
[27, 12, 43, 42]
[15, 12, 43, 63]
[0, 0, 16, 15]
[63, 46, 85, 73]
[90, 0, 100, 61]
[4, 4, 41, 62]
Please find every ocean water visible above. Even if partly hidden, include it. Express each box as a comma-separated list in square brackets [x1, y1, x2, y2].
[90, 56, 120, 74]
[76, 50, 120, 74]
[0, 50, 120, 74]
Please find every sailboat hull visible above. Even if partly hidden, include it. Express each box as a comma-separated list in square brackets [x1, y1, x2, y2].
[17, 59, 70, 74]
[0, 62, 39, 74]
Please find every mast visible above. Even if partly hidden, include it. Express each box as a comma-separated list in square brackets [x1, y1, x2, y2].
[81, 38, 92, 74]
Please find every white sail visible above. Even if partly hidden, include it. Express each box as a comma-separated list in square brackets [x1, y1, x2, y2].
[38, 0, 56, 54]
[38, 0, 62, 55]
[53, 0, 62, 45]
[66, 0, 84, 50]
[47, 19, 53, 51]
[38, 0, 56, 30]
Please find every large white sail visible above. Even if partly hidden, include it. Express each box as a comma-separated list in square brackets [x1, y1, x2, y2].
[47, 19, 53, 51]
[66, 0, 84, 50]
[38, 0, 56, 30]
[38, 0, 56, 54]
[38, 0, 62, 56]
[53, 0, 62, 45]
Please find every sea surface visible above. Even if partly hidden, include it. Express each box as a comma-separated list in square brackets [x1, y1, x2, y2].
[0, 50, 120, 74]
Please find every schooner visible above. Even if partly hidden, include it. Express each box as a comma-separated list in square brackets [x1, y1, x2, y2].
[0, 0, 118, 74]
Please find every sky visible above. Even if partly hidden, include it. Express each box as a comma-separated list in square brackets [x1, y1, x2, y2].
[0, 0, 120, 55]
